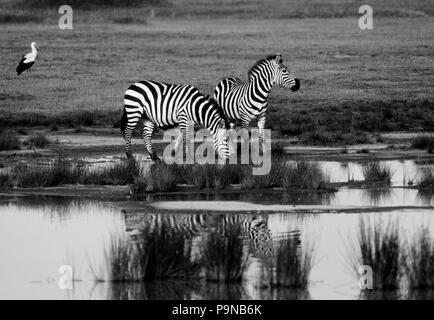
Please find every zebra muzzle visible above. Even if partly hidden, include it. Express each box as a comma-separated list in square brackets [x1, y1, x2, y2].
[291, 79, 300, 92]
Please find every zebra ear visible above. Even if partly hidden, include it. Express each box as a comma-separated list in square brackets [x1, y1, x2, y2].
[276, 53, 283, 64]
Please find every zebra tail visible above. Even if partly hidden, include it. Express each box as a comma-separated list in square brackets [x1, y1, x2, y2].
[120, 108, 128, 139]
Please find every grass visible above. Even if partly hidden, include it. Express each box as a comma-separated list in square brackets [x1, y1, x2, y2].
[4, 154, 334, 192]
[0, 173, 13, 189]
[362, 162, 392, 184]
[406, 227, 434, 289]
[0, 130, 20, 151]
[260, 237, 313, 289]
[20, 0, 166, 9]
[0, 13, 433, 143]
[26, 133, 50, 148]
[282, 160, 330, 190]
[14, 156, 138, 188]
[0, 110, 121, 129]
[201, 224, 249, 283]
[101, 223, 199, 282]
[412, 136, 434, 153]
[355, 217, 401, 290]
[241, 157, 332, 190]
[15, 157, 84, 188]
[177, 163, 243, 189]
[417, 169, 434, 189]
[240, 162, 282, 189]
[81, 161, 139, 185]
[131, 161, 178, 193]
[130, 157, 332, 193]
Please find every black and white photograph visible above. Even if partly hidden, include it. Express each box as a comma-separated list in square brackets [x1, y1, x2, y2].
[0, 0, 434, 305]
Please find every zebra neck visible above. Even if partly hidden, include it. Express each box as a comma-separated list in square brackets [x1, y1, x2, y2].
[248, 76, 273, 103]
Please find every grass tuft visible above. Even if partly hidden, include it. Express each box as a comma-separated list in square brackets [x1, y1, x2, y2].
[201, 224, 249, 283]
[0, 173, 14, 189]
[26, 133, 50, 148]
[81, 160, 139, 185]
[0, 131, 20, 151]
[178, 164, 242, 189]
[260, 237, 313, 289]
[362, 162, 392, 184]
[406, 227, 434, 289]
[411, 136, 434, 153]
[282, 160, 330, 190]
[356, 217, 401, 290]
[15, 157, 83, 188]
[417, 169, 434, 189]
[103, 223, 199, 282]
[132, 161, 178, 193]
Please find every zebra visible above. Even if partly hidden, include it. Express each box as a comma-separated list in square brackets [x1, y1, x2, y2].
[213, 54, 300, 145]
[120, 80, 230, 160]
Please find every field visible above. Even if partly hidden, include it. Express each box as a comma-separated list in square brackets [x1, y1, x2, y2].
[1, 1, 434, 301]
[0, 0, 433, 144]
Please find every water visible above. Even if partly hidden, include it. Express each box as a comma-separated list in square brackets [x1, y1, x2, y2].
[1, 195, 433, 300]
[318, 159, 434, 186]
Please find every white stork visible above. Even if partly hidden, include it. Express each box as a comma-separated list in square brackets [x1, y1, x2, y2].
[16, 42, 39, 75]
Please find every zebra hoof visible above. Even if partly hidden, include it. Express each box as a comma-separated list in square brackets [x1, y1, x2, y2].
[126, 151, 133, 159]
[150, 153, 160, 162]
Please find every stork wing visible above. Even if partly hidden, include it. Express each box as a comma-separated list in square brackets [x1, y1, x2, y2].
[16, 57, 32, 75]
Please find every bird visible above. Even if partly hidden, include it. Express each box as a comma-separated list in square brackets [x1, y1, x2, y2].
[16, 42, 39, 75]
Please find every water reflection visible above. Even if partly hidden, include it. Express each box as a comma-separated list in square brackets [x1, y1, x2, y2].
[135, 190, 335, 206]
[319, 159, 434, 186]
[1, 196, 433, 300]
[362, 188, 392, 206]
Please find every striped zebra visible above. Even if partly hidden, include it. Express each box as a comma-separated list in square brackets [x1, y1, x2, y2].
[213, 54, 300, 145]
[120, 80, 230, 160]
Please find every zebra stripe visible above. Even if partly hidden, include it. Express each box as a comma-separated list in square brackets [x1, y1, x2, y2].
[121, 80, 230, 160]
[213, 54, 300, 144]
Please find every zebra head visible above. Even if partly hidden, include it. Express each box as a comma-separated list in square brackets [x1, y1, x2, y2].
[204, 98, 230, 159]
[272, 54, 300, 92]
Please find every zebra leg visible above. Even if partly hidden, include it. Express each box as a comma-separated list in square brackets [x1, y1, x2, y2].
[142, 120, 159, 161]
[257, 115, 266, 147]
[124, 119, 139, 159]
[173, 125, 186, 154]
[241, 120, 250, 143]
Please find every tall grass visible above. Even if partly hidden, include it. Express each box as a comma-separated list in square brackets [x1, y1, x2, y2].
[417, 169, 434, 189]
[131, 161, 178, 193]
[0, 131, 20, 151]
[355, 217, 401, 290]
[21, 0, 165, 9]
[178, 164, 243, 189]
[15, 157, 138, 187]
[406, 227, 434, 289]
[411, 135, 434, 153]
[201, 225, 249, 283]
[102, 224, 199, 282]
[282, 160, 330, 190]
[0, 173, 13, 189]
[81, 161, 139, 185]
[241, 158, 331, 190]
[260, 237, 313, 289]
[362, 162, 392, 184]
[241, 161, 282, 189]
[15, 157, 84, 188]
[26, 133, 50, 148]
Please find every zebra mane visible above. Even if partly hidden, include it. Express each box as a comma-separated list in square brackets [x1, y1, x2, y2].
[203, 95, 230, 129]
[247, 54, 281, 80]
